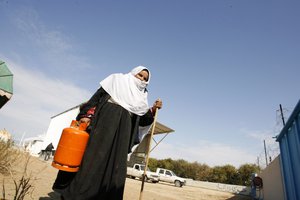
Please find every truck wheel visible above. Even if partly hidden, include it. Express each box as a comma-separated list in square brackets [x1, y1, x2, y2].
[175, 180, 181, 187]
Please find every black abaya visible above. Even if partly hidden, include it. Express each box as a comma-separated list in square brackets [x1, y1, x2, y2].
[53, 88, 154, 200]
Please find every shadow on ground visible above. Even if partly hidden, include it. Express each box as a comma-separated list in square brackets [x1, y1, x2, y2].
[39, 192, 61, 200]
[226, 194, 252, 200]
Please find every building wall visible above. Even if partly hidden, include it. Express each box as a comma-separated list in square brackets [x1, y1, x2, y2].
[259, 156, 284, 200]
[42, 107, 80, 149]
[24, 139, 44, 156]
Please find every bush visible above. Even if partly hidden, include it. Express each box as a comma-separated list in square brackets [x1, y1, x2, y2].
[0, 140, 34, 200]
[0, 139, 20, 175]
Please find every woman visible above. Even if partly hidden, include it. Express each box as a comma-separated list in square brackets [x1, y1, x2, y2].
[53, 66, 162, 200]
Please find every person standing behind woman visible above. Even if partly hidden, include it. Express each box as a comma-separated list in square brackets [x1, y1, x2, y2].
[52, 66, 162, 200]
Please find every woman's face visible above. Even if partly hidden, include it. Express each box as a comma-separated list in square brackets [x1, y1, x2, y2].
[135, 70, 149, 82]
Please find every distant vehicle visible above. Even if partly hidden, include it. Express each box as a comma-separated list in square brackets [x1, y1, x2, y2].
[156, 168, 186, 187]
[127, 163, 159, 183]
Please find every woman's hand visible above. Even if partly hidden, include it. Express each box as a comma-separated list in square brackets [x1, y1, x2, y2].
[152, 98, 163, 111]
[79, 117, 91, 126]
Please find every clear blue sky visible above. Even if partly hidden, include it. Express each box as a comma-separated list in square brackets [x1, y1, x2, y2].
[1, 0, 299, 167]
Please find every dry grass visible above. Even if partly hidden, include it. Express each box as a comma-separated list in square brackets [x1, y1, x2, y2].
[0, 140, 20, 175]
[0, 140, 34, 200]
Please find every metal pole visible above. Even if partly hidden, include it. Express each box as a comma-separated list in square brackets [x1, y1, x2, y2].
[139, 108, 158, 200]
[279, 104, 286, 126]
[19, 132, 26, 146]
[150, 132, 170, 153]
[264, 140, 268, 166]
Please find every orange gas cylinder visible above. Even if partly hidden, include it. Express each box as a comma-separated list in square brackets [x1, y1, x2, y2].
[52, 120, 89, 172]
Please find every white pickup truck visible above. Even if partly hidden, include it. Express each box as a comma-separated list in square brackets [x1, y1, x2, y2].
[127, 164, 159, 183]
[156, 168, 186, 187]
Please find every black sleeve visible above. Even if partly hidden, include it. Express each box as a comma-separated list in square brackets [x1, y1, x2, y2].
[139, 109, 154, 126]
[76, 87, 108, 121]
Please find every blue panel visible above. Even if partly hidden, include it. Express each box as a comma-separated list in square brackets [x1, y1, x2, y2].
[276, 100, 300, 200]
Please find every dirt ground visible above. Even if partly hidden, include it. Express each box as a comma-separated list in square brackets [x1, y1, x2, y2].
[1, 155, 251, 200]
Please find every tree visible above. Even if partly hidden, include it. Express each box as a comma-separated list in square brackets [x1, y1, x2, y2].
[172, 159, 189, 178]
[221, 164, 238, 185]
[238, 164, 260, 186]
[208, 166, 224, 183]
[148, 157, 260, 186]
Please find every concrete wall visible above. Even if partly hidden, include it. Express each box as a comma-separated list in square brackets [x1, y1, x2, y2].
[259, 156, 284, 200]
[185, 179, 251, 196]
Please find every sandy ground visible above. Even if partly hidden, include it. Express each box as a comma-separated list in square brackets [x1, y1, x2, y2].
[1, 155, 251, 200]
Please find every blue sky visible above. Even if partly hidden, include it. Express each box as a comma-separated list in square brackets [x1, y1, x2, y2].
[0, 0, 299, 167]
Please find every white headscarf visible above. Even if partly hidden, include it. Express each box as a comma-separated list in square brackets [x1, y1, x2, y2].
[100, 66, 150, 116]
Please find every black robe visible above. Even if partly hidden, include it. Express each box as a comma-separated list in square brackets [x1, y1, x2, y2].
[52, 88, 154, 200]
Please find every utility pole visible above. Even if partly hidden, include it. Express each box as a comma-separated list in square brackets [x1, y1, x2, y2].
[264, 140, 268, 167]
[279, 104, 286, 126]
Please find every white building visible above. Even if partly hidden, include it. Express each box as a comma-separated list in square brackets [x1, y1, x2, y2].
[22, 135, 45, 156]
[42, 105, 81, 150]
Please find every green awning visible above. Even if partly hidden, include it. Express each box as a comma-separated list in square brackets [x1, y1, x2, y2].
[0, 60, 13, 109]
